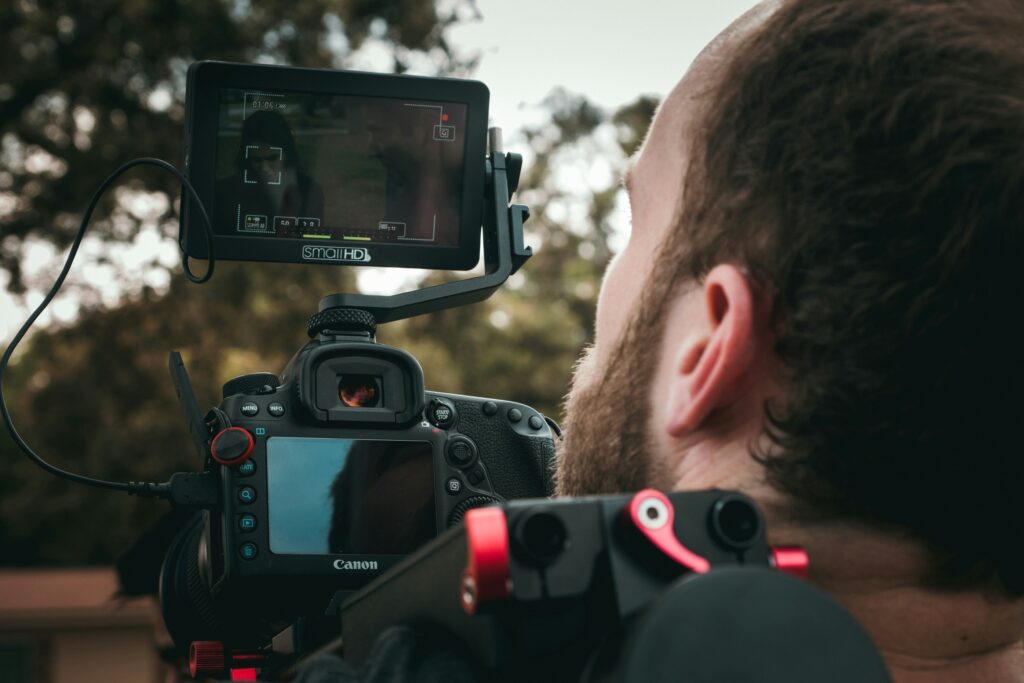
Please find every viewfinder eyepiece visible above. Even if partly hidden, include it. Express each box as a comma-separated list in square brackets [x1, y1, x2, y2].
[338, 375, 382, 408]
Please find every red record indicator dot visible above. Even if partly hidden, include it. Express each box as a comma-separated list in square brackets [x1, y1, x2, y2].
[442, 113, 449, 121]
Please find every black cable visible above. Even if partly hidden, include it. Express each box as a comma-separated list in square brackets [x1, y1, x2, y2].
[0, 157, 215, 497]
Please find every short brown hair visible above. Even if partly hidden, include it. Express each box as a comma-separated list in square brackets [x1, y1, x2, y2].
[668, 0, 1024, 594]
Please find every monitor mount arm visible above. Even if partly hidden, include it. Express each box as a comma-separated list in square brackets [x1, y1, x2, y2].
[308, 127, 532, 338]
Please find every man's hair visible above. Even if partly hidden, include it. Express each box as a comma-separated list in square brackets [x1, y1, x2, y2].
[669, 0, 1024, 594]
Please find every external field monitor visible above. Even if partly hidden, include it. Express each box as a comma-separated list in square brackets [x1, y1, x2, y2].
[180, 61, 489, 270]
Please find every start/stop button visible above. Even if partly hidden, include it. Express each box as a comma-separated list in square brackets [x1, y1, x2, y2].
[427, 398, 457, 429]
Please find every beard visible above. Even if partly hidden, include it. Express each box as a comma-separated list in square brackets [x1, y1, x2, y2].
[555, 287, 673, 496]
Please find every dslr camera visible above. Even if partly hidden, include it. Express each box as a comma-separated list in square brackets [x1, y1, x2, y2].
[159, 61, 554, 649]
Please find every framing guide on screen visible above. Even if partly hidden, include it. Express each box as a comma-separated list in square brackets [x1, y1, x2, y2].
[215, 89, 468, 248]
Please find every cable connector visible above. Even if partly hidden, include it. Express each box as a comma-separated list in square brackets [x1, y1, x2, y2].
[126, 473, 219, 507]
[168, 472, 221, 508]
[127, 481, 172, 499]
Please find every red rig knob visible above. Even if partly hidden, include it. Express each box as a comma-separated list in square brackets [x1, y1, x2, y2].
[771, 545, 810, 579]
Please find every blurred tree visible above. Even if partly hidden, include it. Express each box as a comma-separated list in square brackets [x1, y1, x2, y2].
[0, 0, 476, 290]
[0, 0, 656, 567]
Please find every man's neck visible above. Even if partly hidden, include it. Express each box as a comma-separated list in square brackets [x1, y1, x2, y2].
[770, 519, 1024, 683]
[665, 436, 1024, 683]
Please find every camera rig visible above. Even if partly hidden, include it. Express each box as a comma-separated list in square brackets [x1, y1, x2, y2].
[186, 490, 891, 682]
[156, 129, 561, 653]
[330, 491, 892, 683]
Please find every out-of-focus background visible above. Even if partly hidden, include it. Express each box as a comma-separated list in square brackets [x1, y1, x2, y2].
[0, 1, 756, 680]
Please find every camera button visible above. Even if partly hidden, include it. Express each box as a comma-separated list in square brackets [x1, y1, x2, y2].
[528, 415, 544, 430]
[482, 401, 498, 417]
[268, 402, 285, 417]
[467, 466, 486, 486]
[238, 460, 257, 476]
[445, 477, 463, 495]
[211, 427, 254, 466]
[238, 514, 258, 532]
[446, 436, 477, 468]
[507, 408, 523, 423]
[239, 543, 258, 560]
[241, 401, 259, 417]
[237, 486, 257, 504]
[427, 398, 456, 428]
[223, 372, 280, 399]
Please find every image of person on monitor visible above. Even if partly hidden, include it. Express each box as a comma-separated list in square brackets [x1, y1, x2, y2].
[328, 441, 436, 556]
[215, 110, 325, 236]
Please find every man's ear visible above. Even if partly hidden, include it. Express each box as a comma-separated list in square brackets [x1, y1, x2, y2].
[664, 264, 759, 436]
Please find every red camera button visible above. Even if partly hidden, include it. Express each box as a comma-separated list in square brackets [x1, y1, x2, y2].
[211, 427, 254, 466]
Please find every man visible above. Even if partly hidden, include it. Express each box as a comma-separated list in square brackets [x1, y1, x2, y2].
[557, 0, 1024, 681]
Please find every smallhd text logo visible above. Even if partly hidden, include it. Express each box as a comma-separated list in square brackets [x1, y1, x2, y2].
[302, 245, 372, 263]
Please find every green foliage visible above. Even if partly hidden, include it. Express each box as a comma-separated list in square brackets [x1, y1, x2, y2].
[0, 0, 465, 290]
[0, 0, 657, 567]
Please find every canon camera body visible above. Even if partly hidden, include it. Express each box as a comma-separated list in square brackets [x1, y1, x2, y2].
[161, 319, 556, 647]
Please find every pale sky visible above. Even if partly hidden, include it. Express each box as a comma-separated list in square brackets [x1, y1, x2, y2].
[0, 1, 760, 341]
[451, 1, 762, 131]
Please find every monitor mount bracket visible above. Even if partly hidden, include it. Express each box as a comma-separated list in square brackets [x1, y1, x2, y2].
[308, 127, 532, 338]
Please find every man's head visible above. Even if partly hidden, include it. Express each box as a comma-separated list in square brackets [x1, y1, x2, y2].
[557, 0, 1024, 597]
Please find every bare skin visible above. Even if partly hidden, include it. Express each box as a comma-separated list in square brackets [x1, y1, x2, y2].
[572, 3, 1024, 681]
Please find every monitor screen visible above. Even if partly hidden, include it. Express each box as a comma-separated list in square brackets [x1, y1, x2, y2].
[265, 437, 436, 555]
[182, 62, 488, 269]
[213, 89, 468, 248]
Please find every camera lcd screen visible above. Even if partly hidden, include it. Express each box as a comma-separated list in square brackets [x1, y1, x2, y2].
[214, 89, 467, 247]
[182, 62, 489, 269]
[265, 437, 436, 555]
